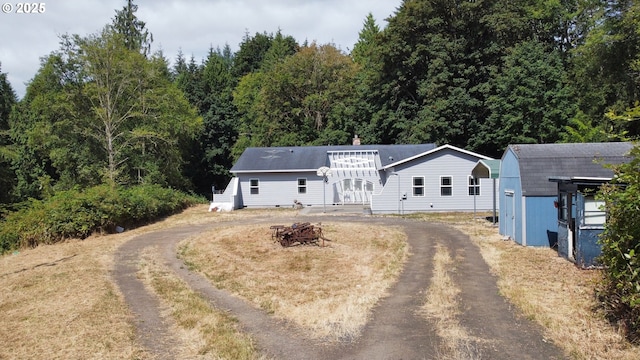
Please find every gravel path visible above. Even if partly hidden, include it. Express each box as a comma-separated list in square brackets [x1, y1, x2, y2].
[112, 214, 565, 359]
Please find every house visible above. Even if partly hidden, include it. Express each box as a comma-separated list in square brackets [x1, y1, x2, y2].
[548, 177, 619, 268]
[498, 142, 633, 247]
[217, 141, 498, 214]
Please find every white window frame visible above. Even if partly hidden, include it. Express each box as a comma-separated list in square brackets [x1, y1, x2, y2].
[583, 195, 605, 226]
[413, 176, 425, 197]
[297, 178, 307, 194]
[468, 176, 480, 196]
[250, 178, 259, 195]
[440, 176, 452, 197]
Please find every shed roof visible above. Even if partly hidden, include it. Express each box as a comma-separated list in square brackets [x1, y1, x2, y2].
[231, 144, 437, 173]
[506, 142, 633, 196]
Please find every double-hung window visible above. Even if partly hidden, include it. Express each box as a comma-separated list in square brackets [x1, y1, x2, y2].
[413, 176, 425, 196]
[297, 178, 307, 194]
[440, 176, 452, 196]
[250, 179, 259, 195]
[468, 176, 480, 196]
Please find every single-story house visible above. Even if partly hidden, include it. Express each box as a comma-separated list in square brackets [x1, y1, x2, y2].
[499, 142, 633, 247]
[216, 140, 498, 214]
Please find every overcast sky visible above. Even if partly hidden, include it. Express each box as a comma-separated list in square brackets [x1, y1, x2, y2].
[0, 0, 401, 99]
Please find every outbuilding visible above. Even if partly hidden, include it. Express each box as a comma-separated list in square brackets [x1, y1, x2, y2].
[548, 176, 618, 267]
[499, 142, 633, 247]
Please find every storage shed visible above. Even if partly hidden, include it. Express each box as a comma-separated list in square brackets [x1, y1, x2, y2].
[499, 142, 633, 247]
[549, 177, 616, 267]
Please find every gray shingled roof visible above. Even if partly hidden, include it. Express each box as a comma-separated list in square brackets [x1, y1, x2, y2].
[231, 144, 437, 173]
[507, 142, 634, 196]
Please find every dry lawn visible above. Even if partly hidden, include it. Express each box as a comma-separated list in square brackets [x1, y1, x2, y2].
[138, 247, 264, 359]
[2, 205, 640, 359]
[0, 206, 299, 359]
[0, 230, 145, 359]
[178, 222, 408, 342]
[414, 212, 640, 360]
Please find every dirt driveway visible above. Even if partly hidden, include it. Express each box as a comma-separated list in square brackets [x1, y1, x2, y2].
[113, 214, 565, 359]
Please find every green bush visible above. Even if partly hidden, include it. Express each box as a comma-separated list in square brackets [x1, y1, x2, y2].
[598, 145, 640, 344]
[0, 185, 204, 253]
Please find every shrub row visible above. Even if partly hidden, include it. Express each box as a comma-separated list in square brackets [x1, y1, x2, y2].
[0, 184, 203, 253]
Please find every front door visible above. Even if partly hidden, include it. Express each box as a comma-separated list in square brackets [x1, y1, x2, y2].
[335, 178, 374, 204]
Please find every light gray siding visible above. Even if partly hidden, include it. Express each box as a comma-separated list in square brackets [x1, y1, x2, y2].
[371, 148, 498, 214]
[237, 172, 326, 208]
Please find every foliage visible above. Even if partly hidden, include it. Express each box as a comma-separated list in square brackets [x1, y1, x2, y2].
[484, 40, 575, 151]
[0, 62, 17, 206]
[9, 25, 201, 196]
[569, 0, 640, 138]
[234, 42, 359, 148]
[598, 144, 640, 343]
[110, 0, 153, 55]
[0, 184, 203, 253]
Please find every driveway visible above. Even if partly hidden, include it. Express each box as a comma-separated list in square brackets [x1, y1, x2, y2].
[113, 213, 565, 359]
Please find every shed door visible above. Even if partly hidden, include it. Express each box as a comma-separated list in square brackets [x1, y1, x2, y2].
[505, 191, 515, 240]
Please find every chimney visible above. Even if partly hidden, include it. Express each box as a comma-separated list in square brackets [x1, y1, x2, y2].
[352, 134, 361, 146]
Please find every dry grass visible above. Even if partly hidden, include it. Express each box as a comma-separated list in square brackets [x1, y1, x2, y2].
[420, 244, 483, 360]
[416, 212, 640, 360]
[178, 222, 408, 342]
[138, 247, 263, 360]
[4, 204, 639, 359]
[0, 205, 287, 359]
[0, 233, 145, 359]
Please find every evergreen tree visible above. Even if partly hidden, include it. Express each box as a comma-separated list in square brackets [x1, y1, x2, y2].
[111, 0, 153, 55]
[484, 40, 575, 154]
[0, 63, 17, 206]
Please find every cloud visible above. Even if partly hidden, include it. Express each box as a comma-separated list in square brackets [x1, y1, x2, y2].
[0, 0, 399, 98]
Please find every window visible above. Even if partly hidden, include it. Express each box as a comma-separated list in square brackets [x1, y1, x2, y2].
[250, 179, 259, 195]
[468, 176, 480, 196]
[413, 177, 425, 196]
[297, 178, 307, 194]
[558, 193, 569, 222]
[583, 195, 605, 225]
[440, 176, 452, 196]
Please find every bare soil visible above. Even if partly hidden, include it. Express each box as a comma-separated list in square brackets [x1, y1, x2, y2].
[112, 214, 565, 359]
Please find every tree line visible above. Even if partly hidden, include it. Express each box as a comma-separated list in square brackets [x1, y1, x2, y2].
[2, 0, 640, 201]
[1, 0, 640, 343]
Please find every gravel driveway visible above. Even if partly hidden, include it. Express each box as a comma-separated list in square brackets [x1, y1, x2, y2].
[113, 214, 565, 359]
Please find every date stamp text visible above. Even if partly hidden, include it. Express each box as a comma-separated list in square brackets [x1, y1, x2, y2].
[2, 3, 46, 14]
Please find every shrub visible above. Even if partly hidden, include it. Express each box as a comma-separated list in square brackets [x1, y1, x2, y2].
[0, 185, 204, 253]
[598, 145, 640, 344]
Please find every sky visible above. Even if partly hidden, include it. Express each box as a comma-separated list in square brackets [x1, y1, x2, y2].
[0, 0, 401, 99]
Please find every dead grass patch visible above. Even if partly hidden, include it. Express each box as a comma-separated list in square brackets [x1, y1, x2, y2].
[420, 244, 483, 359]
[414, 212, 640, 360]
[137, 247, 263, 359]
[179, 222, 408, 342]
